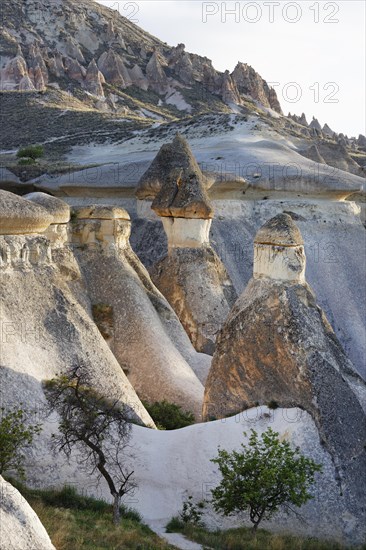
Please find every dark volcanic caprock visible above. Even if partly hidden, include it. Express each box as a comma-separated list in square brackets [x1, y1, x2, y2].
[149, 134, 214, 219]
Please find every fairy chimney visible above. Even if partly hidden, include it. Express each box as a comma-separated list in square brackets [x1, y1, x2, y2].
[203, 212, 366, 522]
[149, 136, 236, 354]
[145, 134, 214, 249]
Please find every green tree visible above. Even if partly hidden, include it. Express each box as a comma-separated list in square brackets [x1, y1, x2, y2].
[211, 428, 322, 532]
[0, 407, 42, 479]
[43, 364, 137, 525]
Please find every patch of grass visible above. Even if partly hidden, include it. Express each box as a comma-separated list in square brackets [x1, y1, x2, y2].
[32, 504, 173, 550]
[6, 479, 174, 549]
[170, 524, 354, 550]
[18, 157, 36, 165]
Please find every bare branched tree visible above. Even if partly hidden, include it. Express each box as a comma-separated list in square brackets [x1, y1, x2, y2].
[43, 364, 137, 524]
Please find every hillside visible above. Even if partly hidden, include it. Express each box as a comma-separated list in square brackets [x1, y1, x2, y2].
[0, 0, 365, 176]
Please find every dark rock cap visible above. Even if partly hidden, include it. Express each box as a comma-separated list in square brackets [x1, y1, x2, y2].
[150, 135, 213, 219]
[136, 134, 212, 201]
[254, 213, 304, 246]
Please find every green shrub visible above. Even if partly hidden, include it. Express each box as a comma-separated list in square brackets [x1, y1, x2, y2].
[16, 144, 44, 161]
[180, 496, 204, 526]
[165, 516, 185, 533]
[143, 400, 195, 430]
[0, 407, 42, 479]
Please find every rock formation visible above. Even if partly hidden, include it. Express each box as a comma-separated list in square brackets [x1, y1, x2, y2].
[0, 50, 28, 90]
[0, 476, 55, 550]
[203, 213, 366, 528]
[151, 245, 237, 355]
[63, 35, 85, 63]
[84, 58, 105, 97]
[129, 64, 149, 90]
[29, 64, 46, 91]
[309, 116, 322, 132]
[48, 52, 65, 78]
[98, 48, 132, 88]
[146, 50, 168, 95]
[221, 70, 241, 105]
[0, 190, 53, 235]
[19, 74, 36, 91]
[70, 204, 208, 417]
[28, 41, 49, 85]
[106, 19, 127, 50]
[299, 112, 308, 126]
[231, 62, 282, 113]
[316, 142, 363, 176]
[0, 191, 153, 428]
[148, 136, 236, 354]
[136, 133, 212, 200]
[322, 123, 335, 138]
[150, 135, 213, 219]
[357, 134, 366, 149]
[24, 192, 70, 247]
[63, 56, 85, 82]
[299, 144, 326, 164]
[168, 44, 194, 84]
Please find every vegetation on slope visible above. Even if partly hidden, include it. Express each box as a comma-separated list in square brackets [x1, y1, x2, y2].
[166, 522, 355, 550]
[7, 480, 175, 550]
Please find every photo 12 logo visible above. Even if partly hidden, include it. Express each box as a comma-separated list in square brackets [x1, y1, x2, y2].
[268, 81, 340, 104]
[202, 2, 340, 24]
[98, 1, 140, 23]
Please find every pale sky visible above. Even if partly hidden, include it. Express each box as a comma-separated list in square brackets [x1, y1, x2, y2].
[97, 1, 365, 137]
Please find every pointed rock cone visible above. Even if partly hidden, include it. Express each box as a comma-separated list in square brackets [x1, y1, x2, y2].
[84, 59, 105, 97]
[19, 74, 36, 91]
[309, 116, 322, 131]
[98, 49, 131, 88]
[129, 64, 149, 91]
[146, 50, 168, 94]
[221, 70, 241, 105]
[299, 112, 308, 126]
[322, 123, 334, 137]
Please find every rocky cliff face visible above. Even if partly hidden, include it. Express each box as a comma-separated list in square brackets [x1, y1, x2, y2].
[0, 0, 282, 114]
[231, 62, 282, 113]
